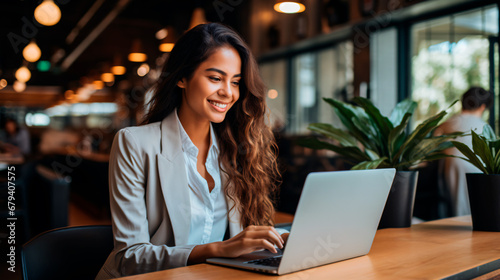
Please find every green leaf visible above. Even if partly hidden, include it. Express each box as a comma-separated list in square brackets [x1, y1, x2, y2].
[394, 110, 448, 162]
[471, 130, 494, 174]
[351, 157, 388, 170]
[323, 98, 379, 151]
[297, 137, 370, 163]
[308, 123, 358, 147]
[389, 99, 417, 126]
[365, 148, 380, 160]
[452, 141, 488, 174]
[493, 148, 500, 174]
[388, 113, 411, 160]
[353, 97, 394, 137]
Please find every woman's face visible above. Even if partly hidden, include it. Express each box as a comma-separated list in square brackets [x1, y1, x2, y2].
[177, 45, 241, 125]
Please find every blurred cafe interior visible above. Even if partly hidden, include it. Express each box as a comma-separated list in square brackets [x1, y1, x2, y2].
[0, 0, 499, 278]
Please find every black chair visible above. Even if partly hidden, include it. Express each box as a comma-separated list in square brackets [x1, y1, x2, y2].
[21, 225, 113, 280]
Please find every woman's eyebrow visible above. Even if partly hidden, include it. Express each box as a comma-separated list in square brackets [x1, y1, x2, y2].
[205, 68, 241, 78]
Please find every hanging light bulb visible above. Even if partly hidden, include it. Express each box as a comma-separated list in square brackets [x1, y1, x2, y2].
[34, 0, 62, 26]
[111, 55, 126, 75]
[159, 26, 176, 53]
[23, 41, 42, 62]
[188, 7, 207, 30]
[13, 81, 26, 92]
[15, 66, 31, 83]
[128, 39, 148, 62]
[0, 79, 7, 90]
[137, 63, 150, 77]
[274, 1, 306, 14]
[101, 73, 114, 83]
[155, 28, 169, 40]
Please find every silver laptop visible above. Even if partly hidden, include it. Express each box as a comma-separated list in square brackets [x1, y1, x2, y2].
[207, 168, 396, 275]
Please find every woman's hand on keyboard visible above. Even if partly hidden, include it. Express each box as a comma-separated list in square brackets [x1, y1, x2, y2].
[216, 226, 285, 257]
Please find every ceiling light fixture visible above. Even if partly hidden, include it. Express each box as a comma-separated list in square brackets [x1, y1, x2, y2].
[34, 0, 62, 26]
[111, 55, 126, 75]
[13, 81, 26, 92]
[189, 7, 207, 30]
[274, 1, 306, 14]
[155, 28, 169, 40]
[137, 63, 150, 77]
[128, 39, 148, 62]
[23, 41, 42, 62]
[15, 66, 31, 83]
[159, 26, 176, 53]
[0, 79, 7, 90]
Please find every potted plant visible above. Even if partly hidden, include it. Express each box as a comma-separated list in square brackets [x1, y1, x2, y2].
[452, 126, 500, 231]
[300, 97, 461, 228]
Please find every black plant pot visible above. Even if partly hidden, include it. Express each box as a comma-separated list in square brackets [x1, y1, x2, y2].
[378, 171, 418, 229]
[466, 173, 500, 232]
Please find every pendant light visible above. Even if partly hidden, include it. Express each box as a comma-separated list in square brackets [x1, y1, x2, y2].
[15, 66, 31, 83]
[188, 5, 207, 30]
[100, 63, 114, 83]
[34, 0, 61, 26]
[159, 27, 177, 53]
[13, 81, 26, 92]
[274, 1, 306, 14]
[23, 41, 42, 62]
[128, 39, 148, 62]
[111, 55, 126, 75]
[0, 79, 7, 90]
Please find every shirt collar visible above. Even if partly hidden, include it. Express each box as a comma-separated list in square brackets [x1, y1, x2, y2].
[175, 109, 219, 156]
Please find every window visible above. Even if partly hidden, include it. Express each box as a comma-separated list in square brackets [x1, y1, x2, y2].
[260, 41, 353, 135]
[411, 5, 499, 130]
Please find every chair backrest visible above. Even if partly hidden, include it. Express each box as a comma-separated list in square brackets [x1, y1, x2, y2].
[21, 225, 113, 280]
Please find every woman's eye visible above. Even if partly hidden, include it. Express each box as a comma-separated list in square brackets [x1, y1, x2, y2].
[232, 81, 240, 86]
[210, 77, 221, 82]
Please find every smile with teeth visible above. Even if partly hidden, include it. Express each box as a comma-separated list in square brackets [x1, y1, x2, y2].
[208, 100, 228, 109]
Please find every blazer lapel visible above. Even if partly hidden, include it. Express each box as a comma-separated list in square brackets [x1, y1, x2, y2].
[157, 113, 191, 245]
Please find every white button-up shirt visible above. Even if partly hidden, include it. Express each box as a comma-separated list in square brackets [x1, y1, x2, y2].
[176, 112, 228, 245]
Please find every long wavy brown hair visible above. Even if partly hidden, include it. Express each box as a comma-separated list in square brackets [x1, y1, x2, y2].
[142, 23, 280, 227]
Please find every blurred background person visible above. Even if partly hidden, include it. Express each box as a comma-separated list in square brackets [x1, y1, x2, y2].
[0, 117, 31, 156]
[434, 87, 494, 216]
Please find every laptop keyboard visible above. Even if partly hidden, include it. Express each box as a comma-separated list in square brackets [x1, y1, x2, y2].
[245, 256, 282, 267]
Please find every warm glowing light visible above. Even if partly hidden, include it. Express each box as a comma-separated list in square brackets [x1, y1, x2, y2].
[92, 80, 104, 90]
[101, 73, 114, 83]
[13, 81, 26, 92]
[111, 66, 126, 75]
[128, 53, 147, 62]
[15, 66, 31, 83]
[0, 79, 7, 90]
[159, 43, 175, 53]
[155, 28, 169, 40]
[137, 63, 150, 77]
[23, 41, 42, 62]
[274, 2, 306, 14]
[65, 90, 75, 100]
[129, 40, 148, 62]
[34, 0, 61, 26]
[268, 89, 278, 99]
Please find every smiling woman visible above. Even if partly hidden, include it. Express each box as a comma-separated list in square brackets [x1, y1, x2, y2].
[95, 23, 286, 280]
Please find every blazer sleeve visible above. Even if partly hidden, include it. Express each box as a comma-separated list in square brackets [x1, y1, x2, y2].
[107, 128, 195, 277]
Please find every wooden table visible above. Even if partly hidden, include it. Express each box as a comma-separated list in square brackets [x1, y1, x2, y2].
[116, 216, 500, 280]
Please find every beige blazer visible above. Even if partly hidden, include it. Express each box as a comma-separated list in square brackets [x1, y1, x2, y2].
[96, 112, 243, 279]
